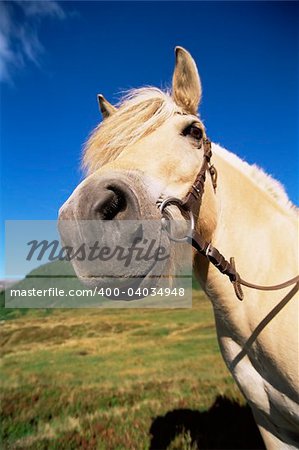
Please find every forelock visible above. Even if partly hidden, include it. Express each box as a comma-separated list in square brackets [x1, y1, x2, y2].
[83, 87, 180, 173]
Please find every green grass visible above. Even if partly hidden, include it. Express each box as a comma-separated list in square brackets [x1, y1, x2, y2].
[0, 290, 263, 450]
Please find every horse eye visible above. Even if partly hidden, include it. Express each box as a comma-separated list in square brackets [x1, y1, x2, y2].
[183, 124, 203, 140]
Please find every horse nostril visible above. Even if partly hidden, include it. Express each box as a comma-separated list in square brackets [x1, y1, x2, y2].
[94, 186, 127, 220]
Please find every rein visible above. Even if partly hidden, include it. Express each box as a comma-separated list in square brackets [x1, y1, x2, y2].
[158, 138, 299, 300]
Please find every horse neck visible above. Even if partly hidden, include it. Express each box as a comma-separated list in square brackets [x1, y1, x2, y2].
[199, 148, 297, 300]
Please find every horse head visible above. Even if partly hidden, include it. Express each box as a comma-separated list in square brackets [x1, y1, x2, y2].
[58, 47, 217, 289]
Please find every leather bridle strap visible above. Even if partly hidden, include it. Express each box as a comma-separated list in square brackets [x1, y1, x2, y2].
[182, 139, 212, 211]
[159, 137, 299, 301]
[188, 229, 244, 300]
[181, 138, 217, 214]
[189, 228, 299, 301]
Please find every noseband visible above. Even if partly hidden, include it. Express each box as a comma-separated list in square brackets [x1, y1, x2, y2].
[158, 138, 299, 300]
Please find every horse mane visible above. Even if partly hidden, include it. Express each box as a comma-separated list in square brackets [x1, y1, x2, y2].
[213, 144, 297, 214]
[83, 87, 181, 173]
[83, 86, 296, 214]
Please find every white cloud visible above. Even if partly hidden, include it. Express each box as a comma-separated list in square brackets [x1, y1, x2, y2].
[0, 1, 66, 82]
[18, 1, 65, 18]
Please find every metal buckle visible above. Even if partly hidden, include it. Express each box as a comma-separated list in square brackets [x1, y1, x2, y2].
[158, 197, 195, 242]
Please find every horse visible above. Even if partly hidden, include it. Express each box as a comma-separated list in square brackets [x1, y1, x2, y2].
[59, 46, 299, 449]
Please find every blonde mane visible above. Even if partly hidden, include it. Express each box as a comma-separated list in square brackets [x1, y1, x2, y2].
[83, 87, 181, 173]
[213, 144, 296, 213]
[83, 87, 296, 213]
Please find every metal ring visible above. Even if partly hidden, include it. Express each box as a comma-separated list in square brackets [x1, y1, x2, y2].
[158, 196, 194, 242]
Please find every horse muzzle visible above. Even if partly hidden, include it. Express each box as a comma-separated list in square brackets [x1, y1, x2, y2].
[59, 173, 143, 222]
[58, 172, 170, 291]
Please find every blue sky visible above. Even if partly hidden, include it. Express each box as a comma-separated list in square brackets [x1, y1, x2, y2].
[1, 1, 298, 277]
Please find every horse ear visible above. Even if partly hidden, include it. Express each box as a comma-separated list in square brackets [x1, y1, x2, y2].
[172, 47, 202, 115]
[97, 94, 117, 119]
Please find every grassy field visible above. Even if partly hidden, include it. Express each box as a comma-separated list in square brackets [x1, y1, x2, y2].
[1, 290, 264, 450]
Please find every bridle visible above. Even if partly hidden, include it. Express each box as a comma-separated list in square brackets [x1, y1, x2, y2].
[158, 137, 299, 300]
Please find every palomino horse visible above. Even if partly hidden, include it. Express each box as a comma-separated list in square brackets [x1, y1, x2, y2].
[59, 47, 299, 448]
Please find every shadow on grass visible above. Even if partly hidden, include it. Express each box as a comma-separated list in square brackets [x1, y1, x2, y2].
[149, 395, 265, 449]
